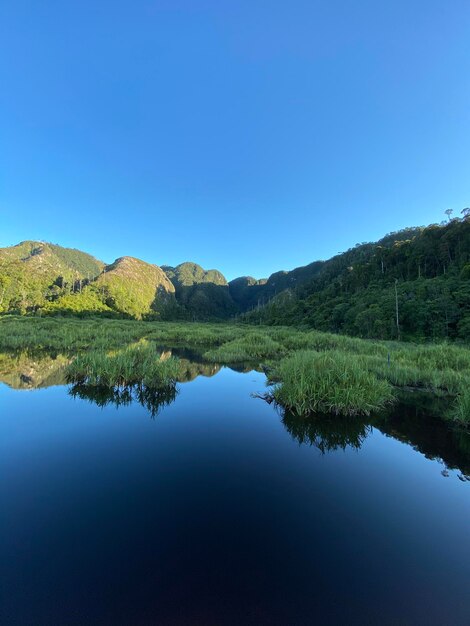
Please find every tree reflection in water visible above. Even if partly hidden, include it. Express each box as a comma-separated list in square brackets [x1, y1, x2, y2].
[282, 410, 372, 453]
[69, 382, 177, 418]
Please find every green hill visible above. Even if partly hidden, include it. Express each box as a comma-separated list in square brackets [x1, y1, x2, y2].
[162, 262, 236, 319]
[92, 257, 176, 319]
[0, 241, 104, 314]
[162, 262, 227, 288]
[228, 276, 267, 311]
[1, 212, 469, 338]
[228, 261, 324, 312]
[44, 257, 177, 319]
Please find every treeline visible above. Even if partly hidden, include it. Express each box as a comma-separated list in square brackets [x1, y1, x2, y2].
[244, 214, 470, 341]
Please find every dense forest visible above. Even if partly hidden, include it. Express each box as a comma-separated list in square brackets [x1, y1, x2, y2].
[244, 212, 470, 341]
[0, 211, 469, 341]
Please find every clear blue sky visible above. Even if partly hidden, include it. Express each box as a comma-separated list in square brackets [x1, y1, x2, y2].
[1, 1, 469, 280]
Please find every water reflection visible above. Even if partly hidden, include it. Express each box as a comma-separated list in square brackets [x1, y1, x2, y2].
[177, 359, 221, 382]
[68, 358, 225, 416]
[1, 348, 469, 480]
[69, 382, 177, 418]
[375, 392, 470, 480]
[282, 410, 372, 452]
[0, 345, 256, 391]
[279, 393, 470, 480]
[0, 350, 69, 389]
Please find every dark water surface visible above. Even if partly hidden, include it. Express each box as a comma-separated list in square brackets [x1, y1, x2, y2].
[1, 364, 469, 625]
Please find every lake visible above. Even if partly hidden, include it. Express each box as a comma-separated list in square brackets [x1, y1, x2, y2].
[1, 352, 469, 625]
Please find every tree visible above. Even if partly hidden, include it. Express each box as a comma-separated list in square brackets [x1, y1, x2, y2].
[394, 279, 400, 340]
[445, 208, 453, 222]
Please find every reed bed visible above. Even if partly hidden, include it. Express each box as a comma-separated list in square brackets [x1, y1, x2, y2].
[2, 315, 469, 424]
[67, 343, 180, 388]
[269, 351, 394, 417]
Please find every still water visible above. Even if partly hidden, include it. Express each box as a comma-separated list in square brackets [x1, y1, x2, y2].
[1, 355, 469, 625]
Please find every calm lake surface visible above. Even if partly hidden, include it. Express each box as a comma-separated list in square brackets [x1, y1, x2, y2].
[1, 354, 469, 625]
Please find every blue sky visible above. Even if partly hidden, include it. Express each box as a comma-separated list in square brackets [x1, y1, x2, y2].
[1, 1, 469, 280]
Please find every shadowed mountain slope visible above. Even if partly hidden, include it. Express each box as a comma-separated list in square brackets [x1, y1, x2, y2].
[228, 261, 324, 312]
[162, 262, 236, 320]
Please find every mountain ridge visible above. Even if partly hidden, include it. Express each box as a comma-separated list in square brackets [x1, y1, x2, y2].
[1, 214, 469, 339]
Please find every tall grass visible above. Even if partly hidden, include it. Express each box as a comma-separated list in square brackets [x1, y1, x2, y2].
[270, 351, 394, 417]
[0, 316, 244, 352]
[2, 315, 470, 425]
[67, 343, 180, 388]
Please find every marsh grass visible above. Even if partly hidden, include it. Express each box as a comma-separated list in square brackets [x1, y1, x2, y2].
[2, 316, 470, 424]
[270, 351, 394, 417]
[67, 343, 180, 388]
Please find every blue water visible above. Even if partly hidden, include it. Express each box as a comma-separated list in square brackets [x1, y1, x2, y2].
[1, 368, 469, 625]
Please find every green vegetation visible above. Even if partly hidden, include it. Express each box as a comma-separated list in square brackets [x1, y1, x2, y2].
[91, 256, 176, 319]
[163, 262, 227, 288]
[229, 263, 323, 311]
[0, 215, 469, 334]
[269, 351, 394, 416]
[67, 343, 180, 388]
[163, 262, 236, 319]
[0, 316, 249, 352]
[0, 241, 104, 314]
[244, 215, 470, 341]
[1, 315, 469, 426]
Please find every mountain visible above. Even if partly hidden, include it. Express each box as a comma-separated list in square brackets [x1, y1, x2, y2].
[0, 241, 104, 313]
[162, 262, 235, 319]
[228, 261, 324, 312]
[162, 262, 227, 287]
[244, 216, 470, 341]
[227, 276, 267, 311]
[93, 257, 176, 318]
[1, 212, 469, 338]
[45, 256, 177, 319]
[0, 242, 338, 320]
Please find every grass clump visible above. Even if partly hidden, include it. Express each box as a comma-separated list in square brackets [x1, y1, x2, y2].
[269, 350, 394, 417]
[67, 343, 180, 388]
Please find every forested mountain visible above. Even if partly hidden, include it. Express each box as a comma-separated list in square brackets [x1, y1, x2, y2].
[1, 213, 469, 338]
[44, 256, 177, 319]
[0, 241, 104, 314]
[228, 261, 324, 311]
[245, 214, 470, 341]
[162, 262, 235, 319]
